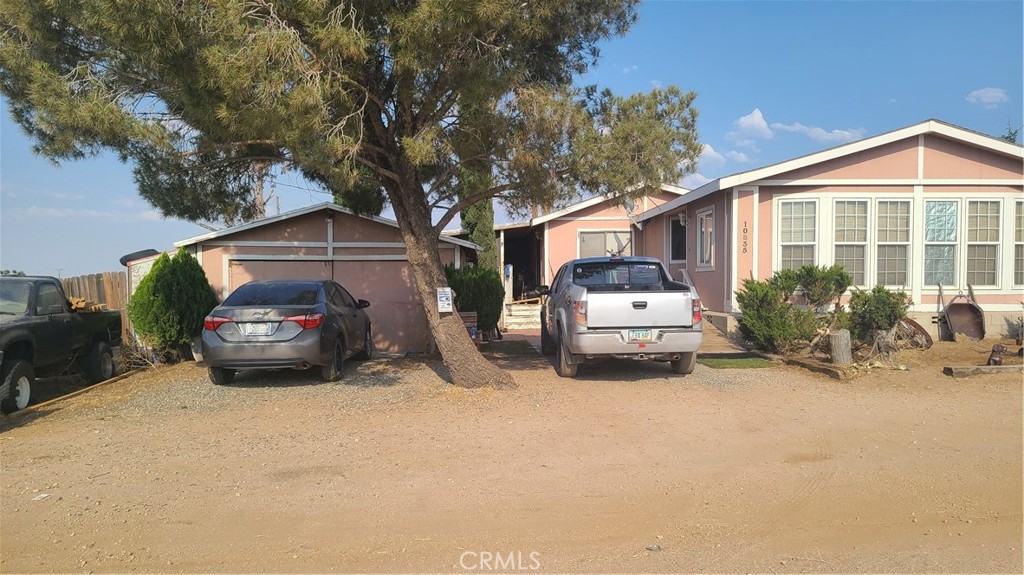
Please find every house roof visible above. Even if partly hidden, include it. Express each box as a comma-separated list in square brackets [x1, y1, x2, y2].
[531, 182, 688, 226]
[636, 119, 1024, 223]
[174, 202, 482, 251]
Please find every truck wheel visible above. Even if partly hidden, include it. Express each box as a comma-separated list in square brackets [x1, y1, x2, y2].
[208, 367, 235, 385]
[84, 341, 116, 384]
[540, 318, 555, 355]
[555, 332, 578, 378]
[320, 339, 344, 382]
[0, 360, 34, 414]
[671, 352, 696, 375]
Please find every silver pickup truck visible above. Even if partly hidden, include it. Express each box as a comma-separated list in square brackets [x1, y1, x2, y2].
[539, 256, 703, 377]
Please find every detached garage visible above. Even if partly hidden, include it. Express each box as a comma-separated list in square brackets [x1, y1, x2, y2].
[171, 203, 479, 354]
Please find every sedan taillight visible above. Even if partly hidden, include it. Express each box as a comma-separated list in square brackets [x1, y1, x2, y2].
[284, 313, 324, 330]
[692, 298, 703, 325]
[204, 315, 232, 331]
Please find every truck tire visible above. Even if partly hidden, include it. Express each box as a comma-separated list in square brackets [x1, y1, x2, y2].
[540, 317, 555, 355]
[671, 352, 696, 375]
[0, 360, 34, 414]
[555, 331, 578, 378]
[84, 341, 116, 384]
[208, 367, 236, 385]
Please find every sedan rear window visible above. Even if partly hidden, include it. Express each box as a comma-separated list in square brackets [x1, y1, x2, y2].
[573, 263, 666, 291]
[223, 282, 321, 306]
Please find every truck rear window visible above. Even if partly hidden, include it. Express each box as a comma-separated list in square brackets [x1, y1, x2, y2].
[224, 282, 321, 306]
[572, 263, 666, 291]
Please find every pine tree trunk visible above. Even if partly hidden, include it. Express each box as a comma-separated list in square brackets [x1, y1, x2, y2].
[387, 178, 515, 389]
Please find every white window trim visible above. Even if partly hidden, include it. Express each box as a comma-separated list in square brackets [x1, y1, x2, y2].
[775, 198, 818, 271]
[1014, 200, 1024, 288]
[666, 216, 687, 264]
[922, 198, 960, 289]
[875, 199, 913, 289]
[576, 228, 633, 259]
[964, 198, 1003, 288]
[695, 208, 714, 270]
[832, 198, 869, 288]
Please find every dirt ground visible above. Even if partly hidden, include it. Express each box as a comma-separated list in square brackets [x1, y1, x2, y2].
[1, 337, 1021, 573]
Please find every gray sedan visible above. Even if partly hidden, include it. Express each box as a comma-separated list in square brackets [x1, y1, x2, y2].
[201, 280, 372, 385]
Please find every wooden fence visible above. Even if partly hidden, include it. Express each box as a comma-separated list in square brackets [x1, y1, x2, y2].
[61, 271, 130, 343]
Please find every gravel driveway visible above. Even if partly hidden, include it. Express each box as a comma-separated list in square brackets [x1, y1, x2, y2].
[1, 341, 1020, 573]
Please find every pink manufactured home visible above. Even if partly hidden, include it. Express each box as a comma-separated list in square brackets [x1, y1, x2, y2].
[169, 203, 479, 354]
[633, 119, 1024, 338]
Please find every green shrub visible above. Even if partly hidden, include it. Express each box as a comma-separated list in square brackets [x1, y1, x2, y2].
[734, 276, 817, 353]
[443, 264, 505, 331]
[795, 264, 853, 310]
[128, 248, 218, 357]
[768, 268, 799, 300]
[848, 285, 912, 341]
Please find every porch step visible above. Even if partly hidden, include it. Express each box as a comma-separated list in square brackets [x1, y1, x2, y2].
[503, 303, 542, 330]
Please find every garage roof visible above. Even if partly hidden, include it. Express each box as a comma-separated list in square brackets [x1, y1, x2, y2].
[174, 202, 482, 251]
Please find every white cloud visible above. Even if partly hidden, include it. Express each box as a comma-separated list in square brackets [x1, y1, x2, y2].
[727, 108, 774, 143]
[681, 172, 711, 189]
[889, 98, 898, 104]
[138, 210, 164, 221]
[770, 122, 866, 143]
[50, 192, 85, 201]
[725, 150, 751, 162]
[965, 87, 1008, 108]
[699, 144, 726, 168]
[622, 65, 638, 74]
[650, 80, 662, 89]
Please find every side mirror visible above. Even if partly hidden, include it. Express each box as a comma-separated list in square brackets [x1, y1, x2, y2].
[537, 286, 551, 296]
[357, 299, 370, 309]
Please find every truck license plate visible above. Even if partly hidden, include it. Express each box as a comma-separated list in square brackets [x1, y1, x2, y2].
[627, 329, 652, 342]
[244, 322, 272, 336]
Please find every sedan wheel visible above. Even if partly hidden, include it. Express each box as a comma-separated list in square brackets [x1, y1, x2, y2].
[354, 326, 372, 360]
[208, 366, 236, 385]
[321, 340, 344, 382]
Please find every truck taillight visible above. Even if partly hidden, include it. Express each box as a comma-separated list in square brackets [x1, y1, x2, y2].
[572, 301, 587, 326]
[692, 299, 702, 325]
[204, 315, 232, 331]
[284, 313, 324, 329]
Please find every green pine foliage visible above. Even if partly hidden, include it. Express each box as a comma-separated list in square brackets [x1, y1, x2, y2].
[795, 264, 853, 310]
[443, 265, 505, 332]
[127, 248, 218, 355]
[848, 285, 912, 341]
[463, 198, 498, 272]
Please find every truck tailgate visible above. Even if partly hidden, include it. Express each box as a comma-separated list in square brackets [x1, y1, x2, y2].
[585, 291, 693, 328]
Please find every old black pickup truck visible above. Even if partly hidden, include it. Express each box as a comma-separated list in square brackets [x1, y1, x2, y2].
[0, 276, 122, 414]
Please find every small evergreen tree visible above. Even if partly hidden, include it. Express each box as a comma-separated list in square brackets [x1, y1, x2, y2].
[848, 285, 912, 341]
[734, 276, 817, 353]
[444, 265, 505, 332]
[127, 248, 218, 358]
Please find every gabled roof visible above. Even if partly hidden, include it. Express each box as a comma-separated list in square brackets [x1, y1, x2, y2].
[636, 119, 1024, 223]
[174, 202, 481, 251]
[532, 183, 688, 226]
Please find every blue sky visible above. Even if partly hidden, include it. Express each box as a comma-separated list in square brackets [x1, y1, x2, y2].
[1, 0, 1021, 277]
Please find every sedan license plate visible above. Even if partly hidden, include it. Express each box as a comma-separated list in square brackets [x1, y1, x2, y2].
[243, 322, 272, 336]
[627, 329, 652, 342]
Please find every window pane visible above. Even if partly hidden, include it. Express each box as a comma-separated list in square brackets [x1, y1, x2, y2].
[924, 245, 956, 286]
[966, 245, 998, 285]
[925, 201, 958, 242]
[780, 245, 814, 270]
[967, 201, 1000, 242]
[608, 232, 632, 257]
[781, 202, 815, 243]
[876, 245, 908, 285]
[579, 232, 606, 258]
[699, 214, 714, 265]
[834, 245, 865, 285]
[834, 201, 867, 242]
[877, 201, 910, 243]
[1015, 244, 1024, 285]
[670, 219, 686, 261]
[1016, 202, 1024, 243]
[223, 281, 321, 306]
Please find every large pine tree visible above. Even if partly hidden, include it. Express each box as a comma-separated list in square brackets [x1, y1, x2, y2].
[0, 0, 701, 388]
